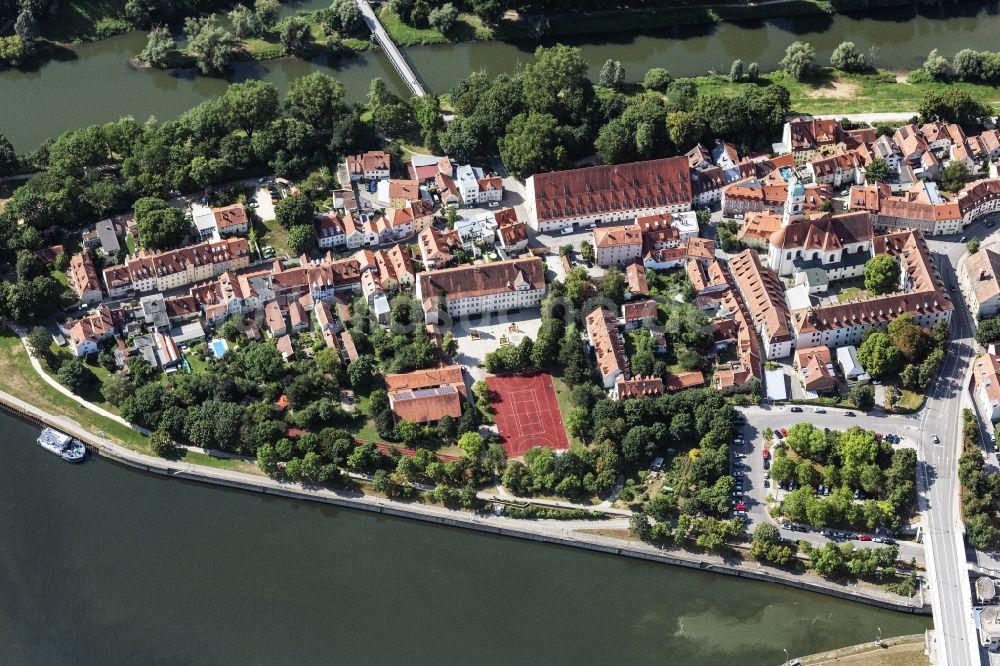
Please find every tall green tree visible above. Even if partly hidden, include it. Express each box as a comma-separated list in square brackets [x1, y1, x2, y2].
[285, 71, 346, 130]
[499, 112, 565, 178]
[138, 25, 175, 67]
[863, 254, 900, 295]
[779, 41, 815, 81]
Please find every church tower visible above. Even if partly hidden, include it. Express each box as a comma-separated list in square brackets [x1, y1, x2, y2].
[782, 176, 805, 227]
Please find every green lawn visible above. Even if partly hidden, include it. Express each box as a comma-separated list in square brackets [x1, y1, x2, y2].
[124, 233, 136, 257]
[378, 7, 491, 46]
[896, 389, 926, 412]
[550, 374, 585, 450]
[256, 217, 289, 258]
[838, 286, 868, 302]
[684, 69, 1000, 115]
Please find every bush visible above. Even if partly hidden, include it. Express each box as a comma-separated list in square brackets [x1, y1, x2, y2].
[94, 17, 133, 39]
[643, 67, 672, 92]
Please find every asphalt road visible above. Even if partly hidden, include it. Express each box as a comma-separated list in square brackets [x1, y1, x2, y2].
[924, 225, 992, 666]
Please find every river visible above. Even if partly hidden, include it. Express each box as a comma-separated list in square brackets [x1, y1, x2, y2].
[3, 2, 1000, 149]
[0, 413, 929, 664]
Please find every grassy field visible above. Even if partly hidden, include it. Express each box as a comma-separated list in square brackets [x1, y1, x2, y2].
[550, 374, 585, 450]
[686, 69, 1000, 115]
[255, 217, 290, 257]
[378, 7, 493, 46]
[895, 388, 926, 412]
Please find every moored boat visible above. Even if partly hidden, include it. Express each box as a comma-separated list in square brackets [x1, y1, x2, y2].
[37, 427, 86, 463]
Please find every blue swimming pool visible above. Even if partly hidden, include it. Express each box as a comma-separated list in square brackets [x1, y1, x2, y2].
[210, 339, 228, 358]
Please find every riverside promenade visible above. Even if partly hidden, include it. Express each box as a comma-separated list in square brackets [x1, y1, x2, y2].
[0, 385, 929, 616]
[357, 0, 426, 97]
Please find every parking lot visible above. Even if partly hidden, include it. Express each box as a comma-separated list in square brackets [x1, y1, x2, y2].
[733, 405, 925, 561]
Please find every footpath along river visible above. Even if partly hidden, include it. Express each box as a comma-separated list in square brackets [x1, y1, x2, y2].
[3, 1, 1000, 148]
[0, 413, 929, 664]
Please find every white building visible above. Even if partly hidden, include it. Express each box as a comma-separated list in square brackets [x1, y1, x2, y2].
[974, 349, 1000, 422]
[416, 257, 546, 324]
[455, 164, 503, 206]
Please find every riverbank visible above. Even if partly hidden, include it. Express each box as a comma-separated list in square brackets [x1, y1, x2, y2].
[0, 368, 929, 615]
[795, 632, 929, 665]
[377, 0, 934, 47]
[685, 68, 1000, 116]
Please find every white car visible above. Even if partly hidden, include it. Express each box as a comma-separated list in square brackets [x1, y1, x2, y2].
[560, 227, 574, 235]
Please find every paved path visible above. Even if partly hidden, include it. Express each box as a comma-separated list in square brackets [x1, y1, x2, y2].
[356, 0, 426, 97]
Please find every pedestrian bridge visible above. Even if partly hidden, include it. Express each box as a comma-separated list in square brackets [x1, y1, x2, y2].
[356, 0, 427, 97]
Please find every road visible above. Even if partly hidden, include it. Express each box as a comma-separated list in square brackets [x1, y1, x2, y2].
[356, 0, 426, 97]
[923, 224, 993, 666]
[736, 406, 926, 563]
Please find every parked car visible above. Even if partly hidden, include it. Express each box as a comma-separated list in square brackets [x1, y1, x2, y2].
[858, 534, 872, 542]
[790, 406, 803, 413]
[763, 479, 770, 488]
[821, 529, 834, 537]
[844, 411, 855, 417]
[814, 408, 826, 414]
[733, 471, 745, 478]
[931, 434, 940, 444]
[779, 428, 788, 438]
[560, 226, 574, 235]
[734, 510, 748, 517]
[762, 449, 770, 460]
[734, 503, 747, 511]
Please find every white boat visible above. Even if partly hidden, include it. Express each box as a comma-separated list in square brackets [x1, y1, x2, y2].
[37, 427, 86, 463]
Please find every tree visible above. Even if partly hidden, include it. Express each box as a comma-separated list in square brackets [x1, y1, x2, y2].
[255, 0, 281, 30]
[953, 48, 982, 81]
[865, 158, 888, 183]
[57, 359, 97, 394]
[280, 16, 310, 56]
[747, 62, 760, 81]
[939, 161, 969, 192]
[968, 237, 981, 255]
[133, 197, 189, 250]
[600, 266, 626, 305]
[100, 373, 136, 407]
[779, 41, 815, 81]
[520, 44, 594, 126]
[458, 431, 484, 459]
[923, 49, 950, 79]
[968, 513, 999, 550]
[666, 111, 704, 152]
[499, 112, 565, 179]
[428, 2, 458, 33]
[629, 511, 652, 540]
[149, 428, 179, 457]
[275, 193, 315, 229]
[138, 26, 175, 67]
[14, 7, 38, 42]
[864, 254, 900, 295]
[850, 383, 876, 412]
[643, 67, 672, 92]
[185, 16, 238, 76]
[26, 326, 53, 366]
[329, 0, 363, 35]
[411, 94, 445, 151]
[286, 224, 316, 256]
[858, 332, 903, 378]
[599, 59, 625, 90]
[347, 354, 383, 392]
[729, 59, 743, 82]
[830, 41, 867, 72]
[229, 4, 262, 38]
[284, 71, 346, 130]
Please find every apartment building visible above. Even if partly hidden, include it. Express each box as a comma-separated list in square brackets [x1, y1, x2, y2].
[586, 306, 627, 389]
[69, 251, 103, 304]
[961, 248, 1000, 321]
[729, 249, 795, 359]
[103, 237, 251, 295]
[592, 225, 643, 267]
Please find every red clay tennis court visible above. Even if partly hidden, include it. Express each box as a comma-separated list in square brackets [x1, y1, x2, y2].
[486, 373, 570, 458]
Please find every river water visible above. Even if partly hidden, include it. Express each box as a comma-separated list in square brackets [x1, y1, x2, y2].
[0, 413, 929, 663]
[2, 2, 1000, 148]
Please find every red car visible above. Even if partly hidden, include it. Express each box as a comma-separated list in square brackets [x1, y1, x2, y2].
[734, 503, 747, 511]
[779, 428, 788, 438]
[762, 449, 770, 460]
[858, 534, 872, 541]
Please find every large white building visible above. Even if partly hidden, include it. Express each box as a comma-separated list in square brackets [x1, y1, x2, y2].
[525, 157, 692, 233]
[416, 257, 546, 324]
[961, 247, 1000, 321]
